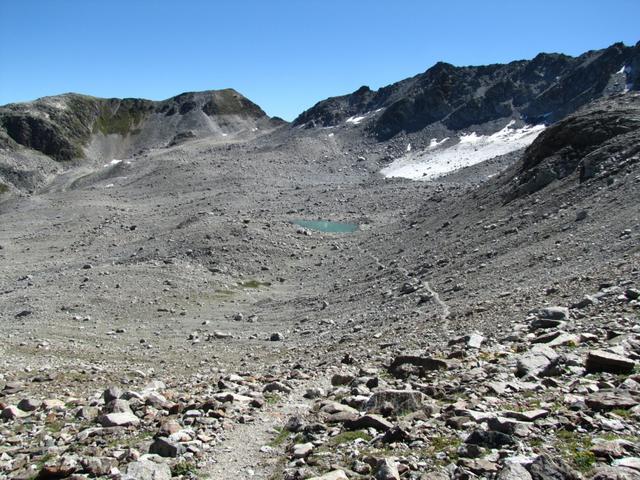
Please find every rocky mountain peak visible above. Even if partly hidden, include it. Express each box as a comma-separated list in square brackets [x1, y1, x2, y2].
[294, 41, 640, 140]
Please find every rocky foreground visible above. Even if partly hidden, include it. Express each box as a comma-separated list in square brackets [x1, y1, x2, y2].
[1, 277, 638, 479]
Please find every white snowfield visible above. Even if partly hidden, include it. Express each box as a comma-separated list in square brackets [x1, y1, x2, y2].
[345, 114, 368, 125]
[381, 121, 545, 181]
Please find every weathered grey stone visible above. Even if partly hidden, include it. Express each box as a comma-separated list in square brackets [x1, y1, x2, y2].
[528, 454, 582, 480]
[465, 430, 516, 448]
[586, 391, 639, 411]
[81, 457, 119, 476]
[388, 355, 448, 377]
[105, 398, 132, 413]
[498, 462, 533, 480]
[98, 411, 140, 427]
[538, 307, 570, 320]
[17, 398, 41, 412]
[124, 459, 171, 480]
[292, 442, 314, 458]
[1, 406, 27, 420]
[365, 389, 429, 415]
[307, 471, 348, 480]
[344, 414, 393, 432]
[586, 350, 636, 374]
[516, 345, 559, 378]
[487, 416, 531, 436]
[331, 373, 355, 386]
[375, 458, 400, 480]
[149, 437, 185, 458]
[104, 386, 123, 403]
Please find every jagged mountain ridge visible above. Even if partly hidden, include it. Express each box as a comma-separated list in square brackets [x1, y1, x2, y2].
[294, 41, 640, 139]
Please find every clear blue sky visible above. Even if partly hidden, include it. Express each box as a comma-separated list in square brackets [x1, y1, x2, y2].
[0, 1, 638, 120]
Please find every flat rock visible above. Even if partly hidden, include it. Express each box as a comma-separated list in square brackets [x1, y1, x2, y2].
[123, 460, 171, 480]
[307, 471, 348, 480]
[1, 405, 28, 420]
[388, 355, 449, 377]
[465, 430, 516, 448]
[375, 458, 400, 480]
[502, 409, 549, 422]
[528, 454, 582, 480]
[149, 437, 185, 457]
[17, 398, 41, 412]
[613, 458, 640, 472]
[585, 391, 640, 411]
[344, 414, 393, 432]
[586, 350, 636, 374]
[498, 462, 533, 480]
[516, 345, 559, 378]
[292, 442, 314, 458]
[365, 389, 429, 414]
[538, 306, 570, 320]
[98, 411, 140, 427]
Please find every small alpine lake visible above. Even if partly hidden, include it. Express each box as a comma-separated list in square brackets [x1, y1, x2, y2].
[292, 219, 359, 233]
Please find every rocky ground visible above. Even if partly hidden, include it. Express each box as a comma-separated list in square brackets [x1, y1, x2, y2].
[0, 88, 639, 480]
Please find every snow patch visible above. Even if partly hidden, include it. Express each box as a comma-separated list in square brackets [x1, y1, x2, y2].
[429, 138, 449, 149]
[381, 122, 545, 181]
[104, 159, 122, 168]
[328, 133, 334, 137]
[346, 114, 367, 125]
[617, 65, 632, 75]
[406, 143, 412, 152]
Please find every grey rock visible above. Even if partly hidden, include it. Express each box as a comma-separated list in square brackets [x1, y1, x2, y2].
[307, 471, 349, 480]
[516, 345, 559, 378]
[124, 459, 171, 480]
[365, 389, 430, 415]
[1, 405, 28, 420]
[104, 386, 123, 403]
[149, 437, 186, 458]
[105, 398, 132, 413]
[586, 390, 640, 411]
[465, 430, 516, 448]
[344, 414, 393, 432]
[388, 355, 449, 377]
[498, 462, 533, 480]
[528, 453, 582, 480]
[538, 306, 570, 320]
[375, 458, 400, 480]
[291, 442, 314, 458]
[586, 350, 636, 374]
[17, 398, 41, 412]
[81, 456, 119, 476]
[98, 411, 140, 427]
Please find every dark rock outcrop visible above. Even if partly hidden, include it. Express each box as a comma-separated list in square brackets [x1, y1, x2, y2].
[503, 93, 640, 201]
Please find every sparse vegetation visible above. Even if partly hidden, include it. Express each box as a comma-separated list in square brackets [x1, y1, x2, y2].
[554, 429, 595, 474]
[328, 430, 372, 446]
[171, 461, 199, 477]
[269, 427, 290, 447]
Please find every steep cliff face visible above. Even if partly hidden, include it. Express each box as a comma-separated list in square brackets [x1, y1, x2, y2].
[501, 93, 640, 201]
[294, 41, 640, 140]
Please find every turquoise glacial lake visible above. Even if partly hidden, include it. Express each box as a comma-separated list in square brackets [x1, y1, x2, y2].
[293, 220, 359, 233]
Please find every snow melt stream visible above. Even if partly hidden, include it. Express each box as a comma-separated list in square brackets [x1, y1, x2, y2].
[381, 122, 545, 181]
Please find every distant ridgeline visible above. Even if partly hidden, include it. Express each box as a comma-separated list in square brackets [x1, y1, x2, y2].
[294, 41, 640, 139]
